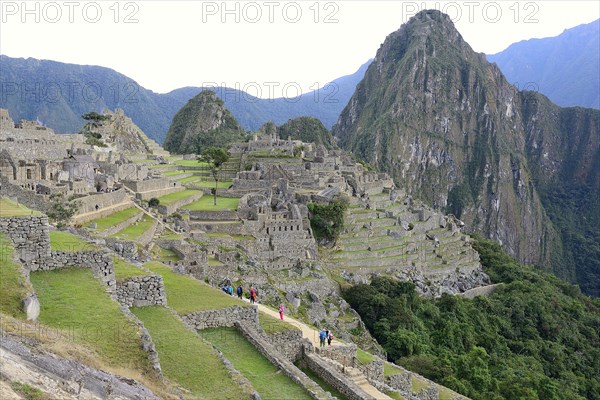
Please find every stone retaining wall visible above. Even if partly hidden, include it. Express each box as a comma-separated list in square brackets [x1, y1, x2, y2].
[316, 344, 357, 367]
[358, 358, 384, 385]
[116, 275, 166, 307]
[0, 215, 50, 268]
[267, 329, 304, 362]
[182, 305, 258, 330]
[188, 210, 239, 221]
[43, 251, 116, 294]
[99, 211, 142, 237]
[134, 219, 159, 246]
[236, 323, 334, 400]
[304, 351, 375, 400]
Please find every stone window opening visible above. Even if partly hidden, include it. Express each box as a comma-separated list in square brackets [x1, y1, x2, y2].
[26, 169, 32, 179]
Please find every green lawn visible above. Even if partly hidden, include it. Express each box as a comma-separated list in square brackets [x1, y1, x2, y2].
[182, 196, 240, 211]
[30, 268, 150, 372]
[189, 180, 232, 189]
[258, 311, 300, 334]
[87, 208, 140, 232]
[143, 262, 245, 314]
[296, 363, 349, 400]
[174, 159, 210, 167]
[356, 348, 375, 365]
[110, 214, 155, 241]
[49, 231, 97, 252]
[132, 306, 246, 399]
[112, 257, 147, 281]
[157, 189, 201, 206]
[384, 361, 404, 377]
[0, 234, 27, 317]
[202, 327, 312, 400]
[161, 170, 187, 177]
[0, 197, 40, 217]
[156, 248, 180, 262]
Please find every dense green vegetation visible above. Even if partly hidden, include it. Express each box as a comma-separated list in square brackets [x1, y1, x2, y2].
[163, 90, 246, 154]
[307, 196, 349, 243]
[541, 183, 600, 297]
[277, 116, 334, 149]
[343, 237, 600, 400]
[203, 327, 312, 400]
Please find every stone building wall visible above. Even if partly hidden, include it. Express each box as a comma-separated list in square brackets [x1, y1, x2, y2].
[116, 275, 167, 307]
[188, 210, 239, 221]
[75, 190, 129, 215]
[182, 305, 258, 330]
[0, 179, 51, 213]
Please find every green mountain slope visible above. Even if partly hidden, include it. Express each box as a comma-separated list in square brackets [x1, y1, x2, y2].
[163, 90, 245, 154]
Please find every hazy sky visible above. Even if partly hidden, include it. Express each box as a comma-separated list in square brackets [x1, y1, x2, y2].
[1, 1, 599, 97]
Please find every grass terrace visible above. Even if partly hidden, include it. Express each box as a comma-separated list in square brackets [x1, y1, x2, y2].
[174, 159, 209, 167]
[0, 233, 27, 317]
[110, 214, 155, 241]
[187, 180, 232, 189]
[112, 257, 147, 281]
[143, 261, 245, 314]
[49, 231, 97, 252]
[86, 207, 140, 232]
[30, 268, 150, 372]
[182, 196, 240, 211]
[202, 327, 312, 400]
[161, 170, 188, 177]
[156, 189, 201, 206]
[132, 306, 246, 399]
[0, 197, 41, 217]
[258, 311, 300, 334]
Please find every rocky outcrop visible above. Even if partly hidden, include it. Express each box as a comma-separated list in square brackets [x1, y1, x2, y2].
[0, 332, 160, 400]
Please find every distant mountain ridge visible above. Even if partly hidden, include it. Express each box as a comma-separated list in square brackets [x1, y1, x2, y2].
[487, 19, 600, 109]
[0, 55, 370, 143]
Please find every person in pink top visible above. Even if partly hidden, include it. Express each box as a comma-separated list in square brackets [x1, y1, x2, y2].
[279, 304, 285, 320]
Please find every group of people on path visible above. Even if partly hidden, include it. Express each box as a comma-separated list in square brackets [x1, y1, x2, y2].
[319, 328, 334, 347]
[222, 282, 259, 304]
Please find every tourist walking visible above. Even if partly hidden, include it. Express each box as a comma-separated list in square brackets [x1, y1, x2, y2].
[327, 331, 334, 346]
[249, 286, 257, 304]
[279, 304, 285, 320]
[236, 285, 243, 299]
[319, 329, 327, 348]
